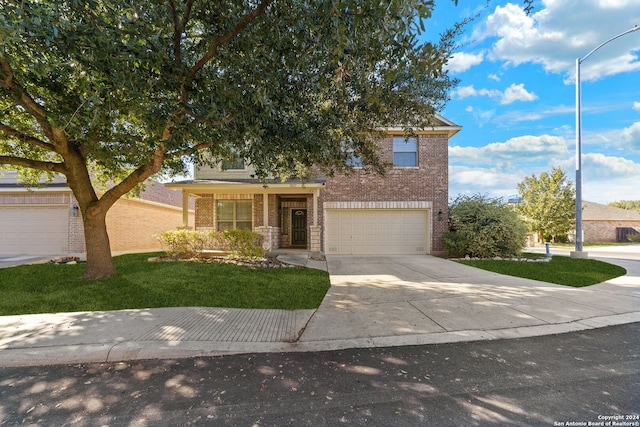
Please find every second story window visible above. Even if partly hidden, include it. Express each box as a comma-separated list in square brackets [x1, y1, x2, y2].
[393, 137, 418, 167]
[221, 155, 245, 171]
[347, 151, 363, 168]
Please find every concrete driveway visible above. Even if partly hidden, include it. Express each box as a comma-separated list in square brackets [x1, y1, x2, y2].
[298, 255, 640, 348]
[0, 255, 53, 269]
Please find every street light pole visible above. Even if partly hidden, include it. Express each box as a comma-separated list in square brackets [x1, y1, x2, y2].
[572, 25, 639, 259]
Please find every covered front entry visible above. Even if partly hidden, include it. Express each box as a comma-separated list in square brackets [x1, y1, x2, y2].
[165, 180, 324, 252]
[279, 198, 308, 248]
[325, 209, 430, 255]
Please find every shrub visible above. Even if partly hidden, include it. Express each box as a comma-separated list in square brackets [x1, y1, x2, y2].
[223, 229, 265, 258]
[158, 229, 264, 258]
[444, 194, 528, 258]
[158, 229, 208, 255]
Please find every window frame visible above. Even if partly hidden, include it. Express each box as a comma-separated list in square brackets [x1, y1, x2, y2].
[216, 199, 253, 231]
[221, 155, 246, 171]
[392, 137, 418, 168]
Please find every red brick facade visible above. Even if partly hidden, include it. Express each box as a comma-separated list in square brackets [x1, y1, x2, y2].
[320, 134, 449, 252]
[185, 129, 453, 254]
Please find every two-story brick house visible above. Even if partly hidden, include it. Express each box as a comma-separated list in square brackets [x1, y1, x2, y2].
[165, 115, 460, 255]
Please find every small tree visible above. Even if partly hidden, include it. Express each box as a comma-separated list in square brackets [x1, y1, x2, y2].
[516, 168, 575, 242]
[443, 194, 527, 258]
[609, 200, 640, 212]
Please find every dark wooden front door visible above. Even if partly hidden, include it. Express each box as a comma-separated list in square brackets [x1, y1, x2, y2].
[291, 209, 307, 246]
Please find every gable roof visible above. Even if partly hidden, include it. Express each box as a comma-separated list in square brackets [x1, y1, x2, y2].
[382, 114, 461, 138]
[583, 201, 640, 221]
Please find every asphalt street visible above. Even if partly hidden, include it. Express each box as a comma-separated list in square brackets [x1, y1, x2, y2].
[1, 322, 638, 426]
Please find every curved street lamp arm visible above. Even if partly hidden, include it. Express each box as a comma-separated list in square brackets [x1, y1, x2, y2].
[580, 25, 639, 64]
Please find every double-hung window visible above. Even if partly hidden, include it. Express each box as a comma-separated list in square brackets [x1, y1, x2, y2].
[393, 137, 418, 167]
[216, 200, 252, 231]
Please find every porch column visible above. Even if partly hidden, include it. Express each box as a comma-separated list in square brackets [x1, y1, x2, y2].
[182, 190, 189, 229]
[263, 193, 269, 227]
[313, 189, 318, 227]
[309, 189, 321, 252]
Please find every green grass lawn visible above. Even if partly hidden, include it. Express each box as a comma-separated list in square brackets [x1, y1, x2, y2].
[0, 253, 331, 316]
[457, 254, 626, 287]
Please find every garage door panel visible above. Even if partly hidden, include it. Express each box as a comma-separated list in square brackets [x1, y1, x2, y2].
[326, 209, 429, 255]
[0, 207, 68, 255]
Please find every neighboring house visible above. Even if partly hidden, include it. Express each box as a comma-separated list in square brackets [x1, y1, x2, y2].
[165, 115, 461, 255]
[0, 171, 194, 257]
[580, 201, 640, 242]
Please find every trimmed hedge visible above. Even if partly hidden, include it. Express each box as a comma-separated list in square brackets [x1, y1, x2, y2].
[159, 229, 264, 258]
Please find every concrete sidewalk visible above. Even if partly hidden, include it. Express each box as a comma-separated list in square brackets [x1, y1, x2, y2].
[0, 253, 638, 367]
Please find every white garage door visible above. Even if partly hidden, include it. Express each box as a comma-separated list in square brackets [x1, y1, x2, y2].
[0, 207, 69, 255]
[325, 209, 430, 255]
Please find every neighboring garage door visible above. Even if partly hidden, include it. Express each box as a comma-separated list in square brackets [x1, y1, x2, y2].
[0, 207, 68, 255]
[325, 209, 430, 255]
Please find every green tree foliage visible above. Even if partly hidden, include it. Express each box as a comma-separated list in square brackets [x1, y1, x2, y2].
[609, 200, 640, 212]
[1, 0, 466, 278]
[515, 168, 575, 242]
[443, 194, 528, 258]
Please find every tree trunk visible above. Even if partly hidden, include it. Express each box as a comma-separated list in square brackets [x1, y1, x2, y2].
[81, 209, 117, 279]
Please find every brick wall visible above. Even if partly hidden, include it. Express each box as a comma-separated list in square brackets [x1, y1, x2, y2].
[584, 220, 640, 242]
[68, 195, 85, 255]
[106, 198, 195, 253]
[320, 133, 449, 252]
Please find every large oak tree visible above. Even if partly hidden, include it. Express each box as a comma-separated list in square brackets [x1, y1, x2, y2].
[1, 0, 529, 279]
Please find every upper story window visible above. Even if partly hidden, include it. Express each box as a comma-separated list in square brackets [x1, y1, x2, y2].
[346, 150, 363, 168]
[221, 155, 245, 171]
[393, 137, 418, 167]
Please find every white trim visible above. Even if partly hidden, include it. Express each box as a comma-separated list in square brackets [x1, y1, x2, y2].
[0, 186, 72, 193]
[323, 201, 433, 210]
[165, 181, 324, 195]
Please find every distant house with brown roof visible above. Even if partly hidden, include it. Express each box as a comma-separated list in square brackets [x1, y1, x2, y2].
[580, 201, 640, 242]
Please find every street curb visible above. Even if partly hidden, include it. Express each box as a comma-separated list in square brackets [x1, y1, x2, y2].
[2, 312, 638, 368]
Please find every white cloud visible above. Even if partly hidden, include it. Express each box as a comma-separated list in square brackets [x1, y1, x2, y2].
[449, 165, 523, 199]
[554, 153, 640, 202]
[621, 121, 640, 150]
[633, 101, 640, 112]
[450, 134, 569, 165]
[453, 83, 537, 105]
[477, 0, 640, 82]
[488, 73, 501, 81]
[454, 85, 500, 100]
[447, 52, 485, 73]
[451, 152, 640, 204]
[500, 83, 538, 105]
[583, 153, 640, 176]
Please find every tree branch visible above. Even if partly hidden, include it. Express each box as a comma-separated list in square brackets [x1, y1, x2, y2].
[181, 0, 196, 30]
[97, 145, 167, 211]
[185, 0, 271, 79]
[168, 0, 183, 67]
[0, 155, 66, 174]
[0, 55, 55, 142]
[166, 141, 212, 158]
[0, 122, 55, 151]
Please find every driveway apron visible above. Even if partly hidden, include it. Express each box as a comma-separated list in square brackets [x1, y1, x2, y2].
[299, 255, 640, 343]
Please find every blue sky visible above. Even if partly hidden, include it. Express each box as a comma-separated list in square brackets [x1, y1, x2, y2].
[424, 0, 640, 204]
